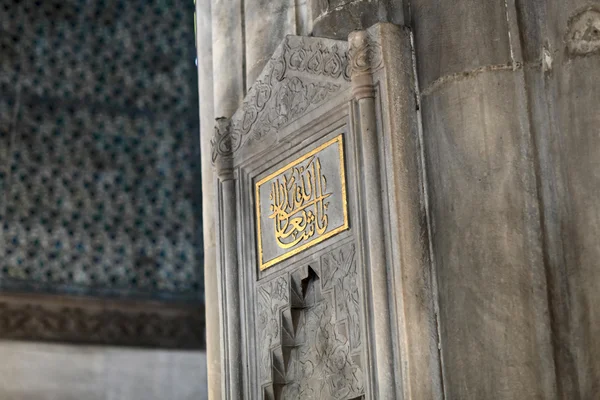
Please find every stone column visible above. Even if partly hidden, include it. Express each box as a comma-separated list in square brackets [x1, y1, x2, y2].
[209, 2, 245, 394]
[244, 0, 296, 87]
[515, 3, 600, 398]
[349, 29, 396, 399]
[212, 119, 243, 399]
[311, 0, 404, 40]
[196, 1, 221, 399]
[212, 0, 245, 118]
[410, 0, 557, 398]
[366, 22, 444, 400]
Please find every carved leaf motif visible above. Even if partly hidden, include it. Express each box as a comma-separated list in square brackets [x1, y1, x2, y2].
[323, 48, 343, 78]
[288, 47, 307, 70]
[259, 244, 364, 400]
[242, 105, 259, 131]
[247, 78, 339, 148]
[257, 276, 290, 382]
[306, 48, 324, 73]
[348, 31, 383, 76]
[212, 37, 350, 162]
[322, 245, 354, 290]
[255, 83, 272, 109]
[211, 119, 242, 163]
[321, 245, 361, 349]
[276, 77, 309, 119]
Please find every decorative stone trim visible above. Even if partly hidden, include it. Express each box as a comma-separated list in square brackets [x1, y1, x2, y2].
[211, 36, 351, 164]
[0, 294, 205, 349]
[348, 29, 383, 99]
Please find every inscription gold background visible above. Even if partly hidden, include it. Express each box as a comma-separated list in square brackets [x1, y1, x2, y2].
[255, 135, 349, 270]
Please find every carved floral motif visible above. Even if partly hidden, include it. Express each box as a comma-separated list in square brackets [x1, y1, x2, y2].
[211, 37, 350, 163]
[348, 30, 383, 77]
[322, 245, 361, 350]
[211, 117, 240, 162]
[283, 39, 351, 81]
[0, 301, 204, 349]
[248, 77, 340, 144]
[257, 276, 290, 382]
[257, 243, 364, 399]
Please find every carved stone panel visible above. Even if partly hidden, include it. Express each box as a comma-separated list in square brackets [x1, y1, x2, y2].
[256, 134, 349, 270]
[257, 242, 364, 400]
[214, 25, 433, 399]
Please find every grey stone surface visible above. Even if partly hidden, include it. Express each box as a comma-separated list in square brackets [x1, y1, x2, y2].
[420, 70, 556, 399]
[515, 2, 600, 398]
[206, 1, 600, 398]
[410, 0, 512, 89]
[370, 23, 443, 400]
[0, 341, 207, 400]
[295, 0, 313, 36]
[348, 27, 397, 399]
[213, 37, 356, 399]
[212, 0, 246, 118]
[411, 0, 600, 398]
[196, 0, 222, 398]
[256, 243, 365, 398]
[211, 24, 438, 399]
[245, 0, 296, 86]
[211, 35, 352, 166]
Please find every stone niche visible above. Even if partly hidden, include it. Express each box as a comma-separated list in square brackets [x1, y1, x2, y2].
[212, 24, 441, 400]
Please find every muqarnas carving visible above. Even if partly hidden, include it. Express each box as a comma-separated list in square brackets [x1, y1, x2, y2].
[257, 243, 364, 400]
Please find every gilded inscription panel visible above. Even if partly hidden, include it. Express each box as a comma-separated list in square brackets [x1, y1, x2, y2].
[256, 135, 349, 270]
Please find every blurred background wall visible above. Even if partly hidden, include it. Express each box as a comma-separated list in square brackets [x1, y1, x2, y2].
[198, 0, 600, 398]
[0, 0, 207, 398]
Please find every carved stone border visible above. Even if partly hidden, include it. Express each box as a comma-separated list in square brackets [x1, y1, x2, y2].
[212, 36, 352, 398]
[211, 35, 352, 166]
[0, 293, 205, 349]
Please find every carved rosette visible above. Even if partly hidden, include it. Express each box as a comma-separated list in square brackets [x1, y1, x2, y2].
[348, 30, 383, 100]
[211, 36, 351, 165]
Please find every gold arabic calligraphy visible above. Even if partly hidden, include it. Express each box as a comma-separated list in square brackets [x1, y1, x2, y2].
[269, 156, 331, 249]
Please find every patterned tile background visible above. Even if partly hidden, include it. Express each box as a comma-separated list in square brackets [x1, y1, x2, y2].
[0, 0, 203, 301]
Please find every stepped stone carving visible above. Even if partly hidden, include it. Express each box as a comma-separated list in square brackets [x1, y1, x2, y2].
[258, 243, 364, 400]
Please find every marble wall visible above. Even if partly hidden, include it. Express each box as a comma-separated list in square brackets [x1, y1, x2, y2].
[410, 0, 600, 398]
[0, 341, 207, 400]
